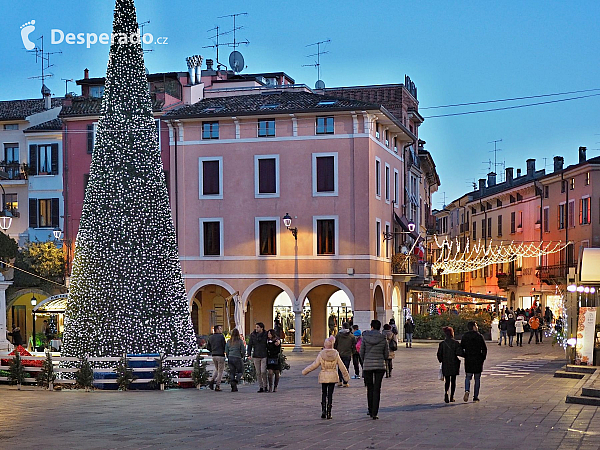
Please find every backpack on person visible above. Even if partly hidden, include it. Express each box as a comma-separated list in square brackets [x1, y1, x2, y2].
[355, 336, 362, 353]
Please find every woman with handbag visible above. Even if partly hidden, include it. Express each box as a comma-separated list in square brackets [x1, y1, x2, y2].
[437, 326, 463, 403]
[225, 328, 246, 392]
[266, 329, 281, 392]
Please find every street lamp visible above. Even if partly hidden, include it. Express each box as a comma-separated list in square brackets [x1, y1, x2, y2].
[30, 294, 37, 306]
[282, 213, 298, 240]
[383, 221, 415, 241]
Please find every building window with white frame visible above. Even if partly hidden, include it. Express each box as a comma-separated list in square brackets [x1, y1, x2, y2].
[255, 155, 279, 197]
[316, 218, 336, 255]
[312, 153, 338, 196]
[376, 219, 381, 257]
[543, 206, 549, 232]
[375, 157, 381, 199]
[199, 157, 223, 199]
[580, 197, 591, 225]
[393, 169, 399, 206]
[558, 203, 566, 229]
[29, 143, 58, 175]
[385, 164, 390, 203]
[258, 219, 277, 255]
[568, 200, 575, 228]
[200, 218, 223, 256]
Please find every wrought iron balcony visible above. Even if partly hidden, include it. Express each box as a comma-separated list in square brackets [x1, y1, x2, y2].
[0, 162, 27, 180]
[536, 264, 568, 283]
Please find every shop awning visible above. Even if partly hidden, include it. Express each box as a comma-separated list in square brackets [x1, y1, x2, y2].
[579, 248, 600, 284]
[33, 294, 68, 314]
[394, 212, 419, 240]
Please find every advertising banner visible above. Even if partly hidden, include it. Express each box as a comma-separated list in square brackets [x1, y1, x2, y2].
[576, 307, 597, 365]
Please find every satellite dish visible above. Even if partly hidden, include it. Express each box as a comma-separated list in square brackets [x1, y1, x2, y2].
[229, 51, 245, 73]
[315, 80, 325, 90]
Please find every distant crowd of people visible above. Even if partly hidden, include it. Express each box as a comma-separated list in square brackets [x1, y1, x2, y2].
[497, 305, 557, 347]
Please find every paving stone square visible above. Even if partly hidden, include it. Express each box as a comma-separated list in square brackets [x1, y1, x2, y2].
[1, 341, 599, 449]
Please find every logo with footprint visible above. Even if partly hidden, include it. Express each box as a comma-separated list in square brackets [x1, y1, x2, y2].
[21, 20, 36, 50]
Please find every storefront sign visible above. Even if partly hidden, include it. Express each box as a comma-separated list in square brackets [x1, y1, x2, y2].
[576, 307, 597, 365]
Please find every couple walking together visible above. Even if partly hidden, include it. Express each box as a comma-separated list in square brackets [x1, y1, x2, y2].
[437, 321, 487, 403]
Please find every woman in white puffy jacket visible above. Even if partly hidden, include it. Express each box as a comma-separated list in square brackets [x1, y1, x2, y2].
[302, 336, 349, 420]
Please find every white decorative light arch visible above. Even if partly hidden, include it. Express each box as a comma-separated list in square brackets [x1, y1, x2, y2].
[297, 279, 355, 311]
[241, 279, 296, 312]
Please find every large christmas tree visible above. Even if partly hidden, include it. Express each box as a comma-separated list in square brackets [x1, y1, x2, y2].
[62, 0, 196, 359]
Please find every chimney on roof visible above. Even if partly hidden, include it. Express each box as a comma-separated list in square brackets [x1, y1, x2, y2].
[84, 68, 89, 79]
[526, 158, 535, 177]
[553, 156, 564, 172]
[206, 59, 214, 71]
[478, 178, 486, 193]
[579, 146, 587, 164]
[487, 172, 496, 187]
[505, 167, 513, 185]
[516, 168, 522, 177]
[42, 84, 51, 110]
[185, 55, 203, 86]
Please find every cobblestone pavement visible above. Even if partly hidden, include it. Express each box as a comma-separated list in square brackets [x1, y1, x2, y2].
[1, 340, 599, 449]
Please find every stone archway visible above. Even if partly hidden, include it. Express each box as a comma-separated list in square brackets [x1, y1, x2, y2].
[241, 280, 295, 338]
[373, 285, 385, 321]
[188, 281, 235, 336]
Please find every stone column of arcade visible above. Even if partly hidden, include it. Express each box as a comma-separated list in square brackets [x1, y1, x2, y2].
[0, 273, 14, 351]
[293, 309, 303, 352]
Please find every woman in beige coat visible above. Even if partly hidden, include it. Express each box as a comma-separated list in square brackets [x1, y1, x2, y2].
[302, 336, 350, 419]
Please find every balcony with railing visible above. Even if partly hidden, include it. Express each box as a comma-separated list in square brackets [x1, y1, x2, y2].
[0, 162, 27, 181]
[536, 264, 568, 284]
[392, 253, 431, 285]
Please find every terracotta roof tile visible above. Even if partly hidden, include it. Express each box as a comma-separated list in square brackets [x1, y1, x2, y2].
[23, 118, 63, 132]
[0, 98, 63, 121]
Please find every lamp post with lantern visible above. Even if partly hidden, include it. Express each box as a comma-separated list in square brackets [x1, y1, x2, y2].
[282, 213, 302, 352]
[53, 227, 73, 287]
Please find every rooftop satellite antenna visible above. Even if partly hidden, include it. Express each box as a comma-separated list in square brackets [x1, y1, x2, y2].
[217, 12, 249, 73]
[61, 78, 74, 96]
[203, 25, 231, 70]
[27, 35, 62, 95]
[303, 39, 330, 90]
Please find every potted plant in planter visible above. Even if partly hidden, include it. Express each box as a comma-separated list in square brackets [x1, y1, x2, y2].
[8, 352, 26, 390]
[75, 355, 94, 392]
[36, 351, 57, 390]
[152, 353, 172, 390]
[191, 353, 210, 390]
[114, 354, 136, 391]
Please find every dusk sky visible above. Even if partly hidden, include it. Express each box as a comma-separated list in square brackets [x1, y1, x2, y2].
[2, 0, 599, 206]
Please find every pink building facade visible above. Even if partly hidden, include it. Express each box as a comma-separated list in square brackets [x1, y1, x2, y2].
[165, 71, 425, 348]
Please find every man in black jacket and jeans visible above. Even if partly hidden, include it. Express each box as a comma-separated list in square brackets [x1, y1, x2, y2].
[334, 322, 355, 387]
[247, 322, 268, 392]
[461, 321, 487, 402]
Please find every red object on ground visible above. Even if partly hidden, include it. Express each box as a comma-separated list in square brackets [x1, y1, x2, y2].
[178, 370, 194, 388]
[1, 346, 44, 367]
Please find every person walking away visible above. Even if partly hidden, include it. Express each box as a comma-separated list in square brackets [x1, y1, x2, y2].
[302, 336, 349, 419]
[266, 329, 281, 392]
[247, 322, 269, 392]
[382, 324, 397, 378]
[8, 326, 23, 349]
[538, 313, 544, 343]
[515, 315, 525, 347]
[351, 325, 362, 379]
[544, 306, 553, 325]
[360, 320, 389, 419]
[506, 314, 516, 347]
[207, 325, 226, 392]
[460, 321, 487, 402]
[225, 328, 246, 392]
[437, 326, 462, 403]
[389, 318, 398, 335]
[528, 315, 540, 344]
[499, 316, 508, 346]
[334, 322, 355, 387]
[404, 318, 415, 348]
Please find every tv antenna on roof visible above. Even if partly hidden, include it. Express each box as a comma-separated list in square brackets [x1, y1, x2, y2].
[28, 35, 61, 94]
[488, 138, 502, 174]
[303, 39, 330, 90]
[217, 12, 249, 73]
[137, 20, 153, 54]
[61, 78, 74, 96]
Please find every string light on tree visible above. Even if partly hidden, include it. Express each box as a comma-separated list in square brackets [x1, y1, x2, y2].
[61, 0, 196, 363]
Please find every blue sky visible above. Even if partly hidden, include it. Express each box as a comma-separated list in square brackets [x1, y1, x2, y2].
[2, 0, 599, 206]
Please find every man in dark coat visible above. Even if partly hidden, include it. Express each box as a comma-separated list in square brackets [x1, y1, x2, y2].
[460, 321, 487, 402]
[247, 322, 268, 392]
[334, 322, 356, 387]
[8, 326, 23, 348]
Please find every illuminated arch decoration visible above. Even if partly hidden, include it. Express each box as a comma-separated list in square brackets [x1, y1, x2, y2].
[432, 236, 572, 275]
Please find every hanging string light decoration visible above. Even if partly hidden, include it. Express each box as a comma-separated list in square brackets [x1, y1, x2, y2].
[61, 0, 196, 363]
[432, 236, 571, 274]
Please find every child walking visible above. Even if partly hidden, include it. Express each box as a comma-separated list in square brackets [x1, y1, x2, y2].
[302, 336, 350, 419]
